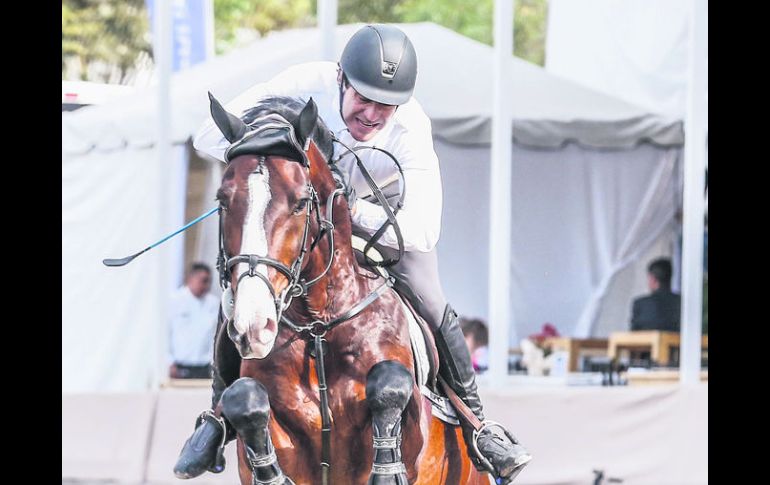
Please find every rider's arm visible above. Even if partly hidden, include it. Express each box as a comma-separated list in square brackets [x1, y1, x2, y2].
[351, 118, 442, 253]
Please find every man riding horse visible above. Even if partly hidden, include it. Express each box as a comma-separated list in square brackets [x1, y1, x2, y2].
[176, 24, 532, 483]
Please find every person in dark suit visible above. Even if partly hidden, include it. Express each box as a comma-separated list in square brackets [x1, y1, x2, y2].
[631, 258, 681, 332]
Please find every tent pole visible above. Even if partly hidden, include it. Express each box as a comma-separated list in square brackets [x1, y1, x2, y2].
[488, 0, 514, 384]
[318, 0, 337, 61]
[154, 0, 173, 391]
[679, 0, 707, 385]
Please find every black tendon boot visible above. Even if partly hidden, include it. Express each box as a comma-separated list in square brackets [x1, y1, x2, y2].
[433, 305, 532, 484]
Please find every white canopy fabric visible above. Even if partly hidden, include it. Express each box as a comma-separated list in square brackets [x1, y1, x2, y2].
[63, 23, 683, 391]
[62, 146, 164, 392]
[546, 0, 707, 123]
[436, 140, 682, 342]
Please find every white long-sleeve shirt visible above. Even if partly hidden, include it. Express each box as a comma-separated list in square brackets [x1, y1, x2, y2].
[168, 286, 219, 366]
[193, 61, 442, 252]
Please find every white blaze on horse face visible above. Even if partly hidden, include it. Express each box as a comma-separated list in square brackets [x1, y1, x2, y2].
[233, 169, 279, 359]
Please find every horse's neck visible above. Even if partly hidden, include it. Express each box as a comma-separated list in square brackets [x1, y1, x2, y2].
[296, 205, 377, 322]
[301, 145, 383, 320]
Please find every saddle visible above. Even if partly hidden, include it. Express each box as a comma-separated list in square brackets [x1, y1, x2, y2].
[351, 235, 460, 426]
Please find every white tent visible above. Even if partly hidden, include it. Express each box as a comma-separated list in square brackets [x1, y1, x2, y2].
[545, 0, 707, 123]
[63, 23, 683, 392]
[544, 0, 708, 327]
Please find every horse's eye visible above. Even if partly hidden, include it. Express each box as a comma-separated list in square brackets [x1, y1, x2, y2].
[293, 198, 309, 215]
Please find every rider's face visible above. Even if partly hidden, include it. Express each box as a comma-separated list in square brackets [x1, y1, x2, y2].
[339, 77, 398, 142]
[187, 270, 212, 298]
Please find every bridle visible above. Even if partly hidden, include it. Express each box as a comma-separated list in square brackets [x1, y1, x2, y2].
[217, 156, 339, 330]
[216, 109, 401, 331]
[217, 150, 394, 337]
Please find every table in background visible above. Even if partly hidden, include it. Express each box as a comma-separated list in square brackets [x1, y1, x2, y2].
[542, 337, 609, 372]
[608, 331, 708, 366]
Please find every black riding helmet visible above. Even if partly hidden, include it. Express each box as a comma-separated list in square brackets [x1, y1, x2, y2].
[339, 24, 418, 106]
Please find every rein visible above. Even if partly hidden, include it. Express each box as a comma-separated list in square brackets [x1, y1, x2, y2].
[330, 134, 407, 268]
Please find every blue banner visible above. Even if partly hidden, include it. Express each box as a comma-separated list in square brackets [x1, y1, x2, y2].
[146, 0, 211, 72]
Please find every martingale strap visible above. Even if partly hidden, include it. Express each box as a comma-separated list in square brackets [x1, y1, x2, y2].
[314, 332, 332, 485]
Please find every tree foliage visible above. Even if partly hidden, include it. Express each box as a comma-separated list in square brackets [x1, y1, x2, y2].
[337, 0, 404, 24]
[213, 0, 313, 53]
[397, 0, 494, 44]
[62, 0, 549, 84]
[397, 0, 548, 65]
[62, 0, 152, 82]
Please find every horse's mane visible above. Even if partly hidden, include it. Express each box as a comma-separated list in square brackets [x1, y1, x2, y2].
[241, 96, 335, 162]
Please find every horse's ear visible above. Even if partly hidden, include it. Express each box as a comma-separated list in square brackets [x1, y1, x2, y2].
[208, 91, 248, 143]
[292, 97, 318, 148]
[307, 140, 336, 192]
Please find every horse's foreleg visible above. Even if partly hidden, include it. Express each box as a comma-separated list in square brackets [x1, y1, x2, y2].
[365, 360, 414, 485]
[221, 377, 294, 485]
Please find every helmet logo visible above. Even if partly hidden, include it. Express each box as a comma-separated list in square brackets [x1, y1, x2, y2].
[381, 61, 398, 79]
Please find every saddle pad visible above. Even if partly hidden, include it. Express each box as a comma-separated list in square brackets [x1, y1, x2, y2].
[396, 292, 430, 388]
[397, 292, 460, 426]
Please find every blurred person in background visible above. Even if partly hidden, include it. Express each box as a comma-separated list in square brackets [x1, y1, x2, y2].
[630, 258, 681, 332]
[168, 262, 218, 379]
[461, 316, 489, 373]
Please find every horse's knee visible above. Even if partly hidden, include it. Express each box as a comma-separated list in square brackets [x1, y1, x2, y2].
[221, 379, 290, 482]
[366, 360, 413, 414]
[221, 377, 270, 428]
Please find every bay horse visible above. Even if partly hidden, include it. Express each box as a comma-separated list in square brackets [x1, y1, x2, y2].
[208, 93, 486, 485]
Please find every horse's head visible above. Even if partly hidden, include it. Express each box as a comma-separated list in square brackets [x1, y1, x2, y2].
[210, 93, 341, 359]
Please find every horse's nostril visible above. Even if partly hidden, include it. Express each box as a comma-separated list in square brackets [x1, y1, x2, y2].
[239, 335, 252, 357]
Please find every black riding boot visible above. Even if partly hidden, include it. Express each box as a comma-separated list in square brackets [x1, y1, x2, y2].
[433, 305, 532, 484]
[174, 315, 241, 479]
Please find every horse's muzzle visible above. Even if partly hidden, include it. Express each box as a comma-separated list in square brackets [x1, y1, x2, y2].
[227, 317, 278, 359]
[228, 276, 280, 359]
